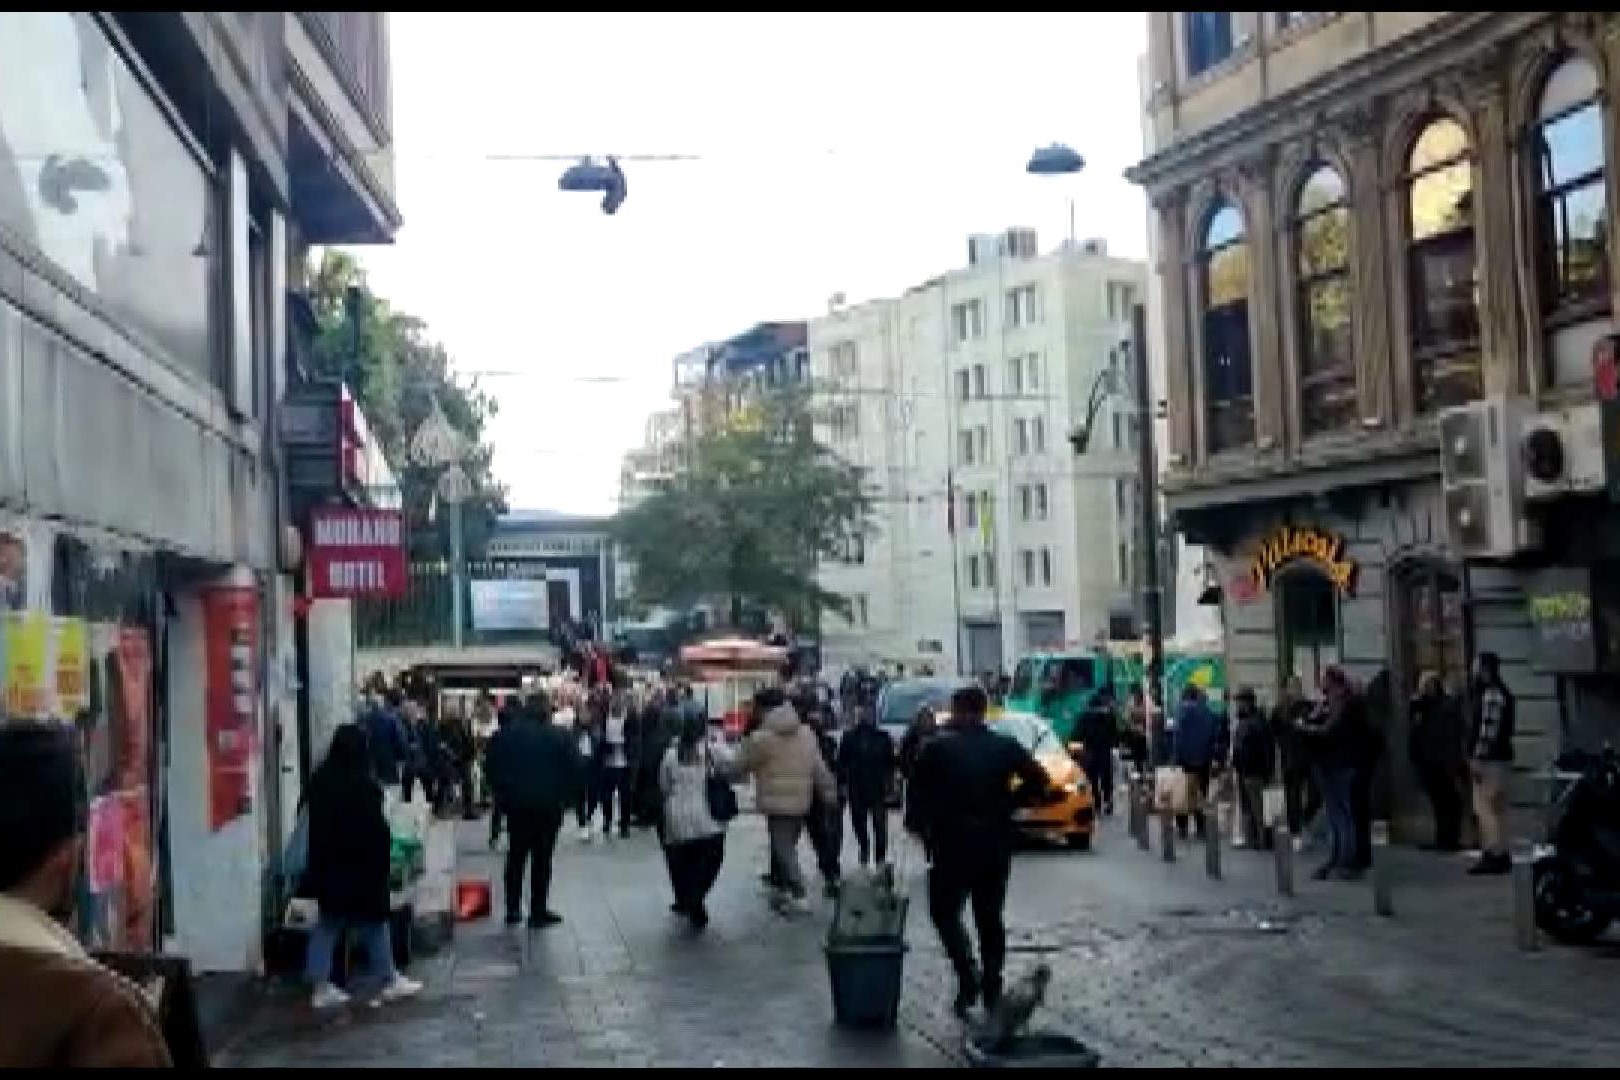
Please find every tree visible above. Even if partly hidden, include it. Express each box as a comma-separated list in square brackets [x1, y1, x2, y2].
[305, 250, 507, 559]
[612, 389, 874, 631]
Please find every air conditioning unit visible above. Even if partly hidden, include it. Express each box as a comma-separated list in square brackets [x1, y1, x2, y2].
[1521, 402, 1607, 501]
[1439, 396, 1537, 558]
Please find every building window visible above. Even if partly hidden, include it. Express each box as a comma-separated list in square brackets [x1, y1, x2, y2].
[1105, 281, 1136, 321]
[1294, 164, 1357, 436]
[984, 553, 997, 591]
[1534, 58, 1610, 329]
[1117, 542, 1131, 585]
[1407, 116, 1482, 412]
[976, 425, 990, 462]
[952, 299, 985, 341]
[855, 595, 869, 627]
[959, 430, 975, 464]
[1022, 549, 1036, 586]
[963, 490, 979, 530]
[1015, 418, 1030, 455]
[1026, 353, 1042, 390]
[1035, 483, 1049, 519]
[967, 555, 981, 590]
[956, 369, 971, 401]
[1040, 548, 1053, 586]
[1005, 284, 1040, 328]
[1200, 200, 1255, 452]
[1018, 485, 1032, 520]
[1186, 11, 1234, 77]
[973, 363, 988, 398]
[1115, 479, 1129, 521]
[1032, 416, 1046, 454]
[1008, 356, 1024, 396]
[831, 341, 860, 381]
[1276, 12, 1314, 30]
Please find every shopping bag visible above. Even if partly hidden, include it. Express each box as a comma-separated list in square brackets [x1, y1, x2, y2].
[1153, 766, 1189, 815]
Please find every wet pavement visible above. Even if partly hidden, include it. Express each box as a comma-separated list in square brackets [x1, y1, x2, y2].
[220, 805, 1620, 1068]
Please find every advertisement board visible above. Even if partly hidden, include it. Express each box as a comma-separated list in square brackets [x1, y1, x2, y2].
[470, 578, 550, 632]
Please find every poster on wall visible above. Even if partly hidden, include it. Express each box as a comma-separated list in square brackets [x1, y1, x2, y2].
[203, 587, 259, 831]
[0, 517, 27, 611]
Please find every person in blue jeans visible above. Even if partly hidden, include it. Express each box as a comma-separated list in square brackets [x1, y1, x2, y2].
[303, 724, 422, 1009]
[1298, 666, 1369, 881]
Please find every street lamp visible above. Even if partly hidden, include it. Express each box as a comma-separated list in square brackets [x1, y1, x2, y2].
[411, 398, 470, 648]
[1026, 142, 1085, 247]
[1069, 307, 1167, 734]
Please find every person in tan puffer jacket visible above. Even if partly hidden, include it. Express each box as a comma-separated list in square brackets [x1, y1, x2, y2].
[736, 690, 837, 913]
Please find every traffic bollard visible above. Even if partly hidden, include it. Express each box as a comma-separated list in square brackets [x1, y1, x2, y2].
[1160, 812, 1176, 863]
[1135, 790, 1152, 852]
[1129, 777, 1150, 850]
[1205, 803, 1222, 880]
[1371, 820, 1393, 917]
[1273, 824, 1295, 897]
[1511, 838, 1540, 952]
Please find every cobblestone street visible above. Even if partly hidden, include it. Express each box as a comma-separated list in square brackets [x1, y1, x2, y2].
[220, 808, 1620, 1068]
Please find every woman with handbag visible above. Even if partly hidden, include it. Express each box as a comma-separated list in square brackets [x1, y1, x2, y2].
[658, 712, 736, 930]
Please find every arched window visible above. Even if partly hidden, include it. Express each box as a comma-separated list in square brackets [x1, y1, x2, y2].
[1201, 201, 1254, 452]
[1294, 165, 1355, 436]
[1533, 57, 1609, 385]
[1406, 117, 1481, 411]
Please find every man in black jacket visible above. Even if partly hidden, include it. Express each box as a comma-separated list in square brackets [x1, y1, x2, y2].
[908, 685, 1051, 1016]
[485, 693, 582, 927]
[837, 706, 896, 866]
[1078, 686, 1119, 815]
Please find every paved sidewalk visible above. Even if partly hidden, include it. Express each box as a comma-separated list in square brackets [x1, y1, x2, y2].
[218, 806, 1620, 1068]
[219, 815, 959, 1068]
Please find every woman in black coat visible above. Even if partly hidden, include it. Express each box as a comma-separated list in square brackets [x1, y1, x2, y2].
[302, 724, 422, 1010]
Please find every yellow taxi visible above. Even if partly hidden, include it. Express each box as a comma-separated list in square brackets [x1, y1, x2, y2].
[989, 709, 1097, 850]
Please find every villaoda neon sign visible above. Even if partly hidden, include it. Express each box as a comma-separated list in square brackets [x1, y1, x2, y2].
[1248, 524, 1358, 596]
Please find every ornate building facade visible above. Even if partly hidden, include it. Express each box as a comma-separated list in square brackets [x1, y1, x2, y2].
[1131, 12, 1620, 836]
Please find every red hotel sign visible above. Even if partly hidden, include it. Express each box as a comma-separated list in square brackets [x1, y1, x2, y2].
[307, 507, 407, 599]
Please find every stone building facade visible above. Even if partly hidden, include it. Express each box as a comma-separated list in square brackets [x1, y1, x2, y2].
[1130, 12, 1620, 837]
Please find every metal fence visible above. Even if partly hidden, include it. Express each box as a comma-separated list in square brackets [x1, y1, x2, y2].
[353, 559, 552, 649]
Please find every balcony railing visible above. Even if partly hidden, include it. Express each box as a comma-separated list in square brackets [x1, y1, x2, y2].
[300, 11, 392, 141]
[354, 560, 555, 650]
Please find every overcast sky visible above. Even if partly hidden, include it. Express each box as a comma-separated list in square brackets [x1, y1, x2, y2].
[355, 12, 1150, 515]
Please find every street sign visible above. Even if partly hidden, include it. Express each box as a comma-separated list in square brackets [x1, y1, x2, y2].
[306, 507, 407, 599]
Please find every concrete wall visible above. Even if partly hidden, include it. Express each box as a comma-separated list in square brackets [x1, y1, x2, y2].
[307, 598, 357, 768]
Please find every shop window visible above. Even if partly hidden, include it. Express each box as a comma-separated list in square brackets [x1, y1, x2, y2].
[1406, 117, 1482, 412]
[1277, 569, 1339, 693]
[1391, 561, 1466, 707]
[1532, 57, 1610, 386]
[1200, 200, 1254, 452]
[1294, 165, 1357, 436]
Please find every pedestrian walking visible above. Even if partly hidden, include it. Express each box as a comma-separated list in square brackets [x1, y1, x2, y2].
[1408, 671, 1466, 852]
[1298, 666, 1368, 881]
[736, 687, 837, 916]
[1172, 684, 1226, 839]
[302, 724, 423, 1010]
[1466, 651, 1515, 876]
[802, 700, 844, 897]
[1272, 674, 1317, 838]
[360, 680, 409, 789]
[1229, 686, 1276, 849]
[1123, 684, 1150, 779]
[659, 713, 735, 930]
[907, 685, 1051, 1017]
[486, 699, 518, 849]
[1078, 685, 1119, 815]
[485, 694, 583, 927]
[443, 705, 478, 821]
[600, 691, 634, 839]
[837, 704, 897, 867]
[572, 709, 602, 842]
[0, 724, 171, 1066]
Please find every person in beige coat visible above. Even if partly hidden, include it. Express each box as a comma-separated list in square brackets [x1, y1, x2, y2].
[736, 689, 836, 915]
[0, 724, 170, 1068]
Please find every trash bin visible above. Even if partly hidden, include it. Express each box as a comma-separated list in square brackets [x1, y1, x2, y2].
[964, 1031, 1100, 1069]
[825, 937, 907, 1030]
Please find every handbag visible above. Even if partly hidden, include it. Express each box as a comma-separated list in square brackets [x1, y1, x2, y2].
[704, 745, 739, 822]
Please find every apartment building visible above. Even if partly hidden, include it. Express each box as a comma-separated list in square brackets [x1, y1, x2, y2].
[814, 230, 1147, 677]
[1130, 11, 1620, 834]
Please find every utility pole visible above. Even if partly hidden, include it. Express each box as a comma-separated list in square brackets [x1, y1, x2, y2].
[1130, 302, 1166, 723]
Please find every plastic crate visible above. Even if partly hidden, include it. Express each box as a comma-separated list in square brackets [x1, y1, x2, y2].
[825, 939, 907, 1030]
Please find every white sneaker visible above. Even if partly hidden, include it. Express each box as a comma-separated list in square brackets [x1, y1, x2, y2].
[377, 974, 422, 1004]
[311, 983, 350, 1010]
